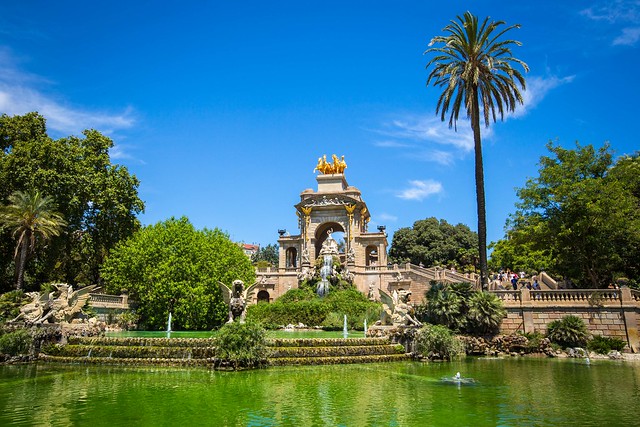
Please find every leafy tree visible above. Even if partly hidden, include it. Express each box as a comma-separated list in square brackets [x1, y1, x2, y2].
[389, 217, 478, 271]
[251, 243, 279, 267]
[505, 142, 640, 287]
[425, 12, 528, 287]
[0, 112, 144, 290]
[101, 217, 255, 330]
[0, 190, 66, 290]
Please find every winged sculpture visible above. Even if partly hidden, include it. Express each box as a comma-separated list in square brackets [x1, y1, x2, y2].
[12, 284, 98, 325]
[378, 288, 421, 327]
[218, 279, 260, 323]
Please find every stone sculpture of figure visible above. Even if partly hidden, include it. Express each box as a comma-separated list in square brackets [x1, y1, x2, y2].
[12, 284, 97, 325]
[347, 246, 355, 263]
[367, 283, 375, 301]
[320, 229, 339, 256]
[378, 289, 421, 327]
[302, 247, 310, 264]
[218, 279, 259, 323]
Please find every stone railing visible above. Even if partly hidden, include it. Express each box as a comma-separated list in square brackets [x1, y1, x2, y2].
[490, 288, 639, 309]
[491, 290, 522, 303]
[89, 293, 130, 309]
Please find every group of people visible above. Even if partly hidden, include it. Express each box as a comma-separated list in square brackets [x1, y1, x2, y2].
[493, 270, 541, 291]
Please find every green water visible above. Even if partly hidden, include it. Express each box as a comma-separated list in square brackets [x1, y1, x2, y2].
[2, 358, 639, 426]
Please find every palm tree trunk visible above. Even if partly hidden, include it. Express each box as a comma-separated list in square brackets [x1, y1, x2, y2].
[15, 236, 29, 291]
[470, 87, 489, 289]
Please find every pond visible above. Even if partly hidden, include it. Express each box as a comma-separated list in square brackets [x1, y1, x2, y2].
[2, 357, 639, 426]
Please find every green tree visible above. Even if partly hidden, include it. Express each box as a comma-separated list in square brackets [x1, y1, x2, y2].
[425, 12, 528, 287]
[389, 217, 478, 271]
[0, 190, 66, 290]
[510, 142, 640, 287]
[251, 243, 279, 267]
[101, 217, 255, 330]
[0, 112, 144, 289]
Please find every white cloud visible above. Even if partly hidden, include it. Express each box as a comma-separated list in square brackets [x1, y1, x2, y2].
[373, 140, 412, 148]
[396, 179, 443, 201]
[513, 75, 575, 118]
[581, 1, 640, 46]
[384, 116, 475, 151]
[613, 27, 640, 45]
[0, 48, 135, 136]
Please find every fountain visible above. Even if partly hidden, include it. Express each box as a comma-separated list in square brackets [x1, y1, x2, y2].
[343, 315, 348, 339]
[166, 312, 172, 337]
[317, 229, 339, 297]
[318, 255, 332, 297]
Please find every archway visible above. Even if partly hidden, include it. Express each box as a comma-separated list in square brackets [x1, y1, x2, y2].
[285, 247, 297, 268]
[314, 222, 345, 260]
[365, 245, 378, 266]
[257, 290, 270, 303]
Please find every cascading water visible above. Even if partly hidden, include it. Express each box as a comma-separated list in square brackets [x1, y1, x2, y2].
[317, 255, 332, 297]
[167, 312, 172, 337]
[343, 314, 348, 339]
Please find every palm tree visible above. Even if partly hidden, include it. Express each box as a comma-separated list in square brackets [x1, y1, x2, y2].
[424, 12, 528, 288]
[0, 190, 66, 290]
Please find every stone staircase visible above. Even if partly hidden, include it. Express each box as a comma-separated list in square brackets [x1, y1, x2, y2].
[39, 336, 408, 367]
[268, 337, 408, 366]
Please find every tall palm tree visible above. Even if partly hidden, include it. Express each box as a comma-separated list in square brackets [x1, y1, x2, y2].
[0, 190, 66, 290]
[424, 11, 528, 288]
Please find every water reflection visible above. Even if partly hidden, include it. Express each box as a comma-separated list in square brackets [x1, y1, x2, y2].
[1, 359, 640, 426]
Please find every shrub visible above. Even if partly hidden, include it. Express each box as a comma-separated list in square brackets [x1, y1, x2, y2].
[321, 312, 344, 331]
[466, 292, 506, 335]
[587, 335, 627, 354]
[0, 329, 32, 356]
[214, 321, 268, 369]
[547, 315, 589, 348]
[414, 324, 465, 360]
[246, 288, 381, 329]
[0, 291, 28, 323]
[426, 291, 465, 331]
[520, 331, 545, 352]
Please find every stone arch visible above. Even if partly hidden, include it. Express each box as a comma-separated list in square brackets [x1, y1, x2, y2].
[257, 290, 270, 303]
[365, 245, 378, 266]
[286, 247, 297, 268]
[314, 221, 345, 260]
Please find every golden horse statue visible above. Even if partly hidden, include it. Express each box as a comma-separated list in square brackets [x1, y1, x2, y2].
[313, 154, 347, 174]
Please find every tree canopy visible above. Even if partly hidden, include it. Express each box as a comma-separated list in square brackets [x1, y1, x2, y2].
[0, 112, 144, 291]
[389, 217, 478, 271]
[101, 217, 255, 330]
[490, 142, 640, 288]
[251, 243, 278, 267]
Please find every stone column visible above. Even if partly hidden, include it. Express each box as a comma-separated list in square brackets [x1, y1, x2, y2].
[620, 287, 639, 353]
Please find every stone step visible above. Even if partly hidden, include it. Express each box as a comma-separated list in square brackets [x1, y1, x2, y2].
[270, 344, 404, 358]
[48, 344, 216, 359]
[268, 353, 409, 366]
[39, 354, 212, 367]
[68, 337, 216, 348]
[266, 337, 390, 347]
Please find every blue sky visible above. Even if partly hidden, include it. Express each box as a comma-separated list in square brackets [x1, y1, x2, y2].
[1, 1, 638, 249]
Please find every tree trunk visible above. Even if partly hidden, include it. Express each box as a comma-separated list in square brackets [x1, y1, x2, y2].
[470, 87, 489, 289]
[15, 233, 30, 291]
